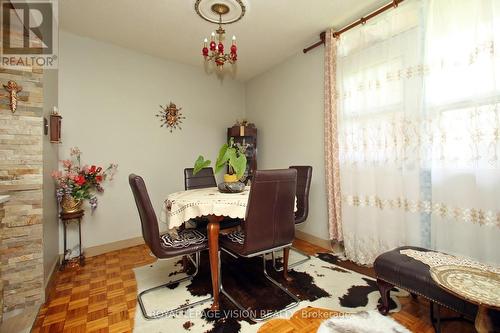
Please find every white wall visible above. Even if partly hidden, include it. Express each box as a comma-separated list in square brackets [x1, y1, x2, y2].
[245, 48, 329, 241]
[42, 69, 59, 283]
[59, 31, 246, 249]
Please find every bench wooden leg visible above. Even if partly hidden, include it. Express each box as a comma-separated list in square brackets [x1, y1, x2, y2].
[376, 278, 393, 315]
[430, 302, 442, 333]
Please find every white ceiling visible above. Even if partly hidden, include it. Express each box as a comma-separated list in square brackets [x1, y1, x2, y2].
[60, 0, 387, 81]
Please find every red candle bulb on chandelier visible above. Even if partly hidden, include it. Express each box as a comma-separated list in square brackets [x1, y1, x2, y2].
[200, 5, 239, 69]
[215, 58, 224, 67]
[202, 38, 209, 57]
[209, 32, 216, 51]
[231, 36, 237, 54]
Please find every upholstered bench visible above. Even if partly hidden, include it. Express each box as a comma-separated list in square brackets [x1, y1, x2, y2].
[374, 246, 499, 332]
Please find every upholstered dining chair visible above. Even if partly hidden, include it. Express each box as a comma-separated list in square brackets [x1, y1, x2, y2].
[184, 167, 241, 229]
[272, 165, 313, 271]
[219, 169, 300, 322]
[184, 167, 216, 190]
[129, 174, 212, 319]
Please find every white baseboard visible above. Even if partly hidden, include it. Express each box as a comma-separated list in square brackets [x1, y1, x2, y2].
[1, 303, 41, 333]
[295, 230, 343, 253]
[83, 236, 145, 257]
[65, 232, 337, 260]
[44, 257, 59, 301]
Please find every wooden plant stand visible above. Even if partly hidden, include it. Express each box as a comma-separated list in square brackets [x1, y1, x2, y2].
[60, 209, 85, 270]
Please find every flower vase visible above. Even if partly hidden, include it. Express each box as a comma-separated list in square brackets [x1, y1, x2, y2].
[223, 174, 238, 183]
[218, 173, 245, 193]
[61, 195, 82, 213]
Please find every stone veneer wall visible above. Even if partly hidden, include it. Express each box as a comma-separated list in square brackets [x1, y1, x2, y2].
[0, 200, 5, 322]
[0, 66, 45, 316]
[0, 2, 46, 319]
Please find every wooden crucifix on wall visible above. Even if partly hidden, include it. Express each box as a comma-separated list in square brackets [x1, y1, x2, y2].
[3, 80, 22, 113]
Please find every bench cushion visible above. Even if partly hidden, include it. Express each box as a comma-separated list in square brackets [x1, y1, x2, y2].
[374, 246, 478, 318]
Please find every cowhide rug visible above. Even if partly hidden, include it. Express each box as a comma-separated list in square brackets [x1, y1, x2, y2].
[132, 251, 407, 333]
[317, 310, 411, 333]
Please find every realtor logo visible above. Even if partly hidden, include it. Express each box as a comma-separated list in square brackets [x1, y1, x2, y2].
[1, 0, 58, 68]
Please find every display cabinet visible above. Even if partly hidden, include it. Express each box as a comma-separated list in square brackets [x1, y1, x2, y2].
[227, 124, 257, 184]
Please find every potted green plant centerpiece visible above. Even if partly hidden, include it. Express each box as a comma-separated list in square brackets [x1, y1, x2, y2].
[193, 138, 247, 193]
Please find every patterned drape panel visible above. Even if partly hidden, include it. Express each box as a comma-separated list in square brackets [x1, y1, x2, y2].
[333, 0, 500, 265]
[324, 28, 343, 241]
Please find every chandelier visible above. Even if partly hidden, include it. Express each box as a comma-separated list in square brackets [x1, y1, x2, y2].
[196, 1, 246, 69]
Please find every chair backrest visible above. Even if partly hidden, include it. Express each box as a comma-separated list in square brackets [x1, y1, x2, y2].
[289, 166, 312, 224]
[184, 167, 217, 190]
[243, 169, 297, 255]
[128, 174, 162, 257]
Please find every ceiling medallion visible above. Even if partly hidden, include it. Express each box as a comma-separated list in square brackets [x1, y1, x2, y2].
[196, 0, 246, 69]
[194, 0, 246, 24]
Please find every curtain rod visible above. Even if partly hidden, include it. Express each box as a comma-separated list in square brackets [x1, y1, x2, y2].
[303, 0, 404, 54]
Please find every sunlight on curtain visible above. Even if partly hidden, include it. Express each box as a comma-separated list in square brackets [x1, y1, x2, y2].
[337, 0, 500, 265]
[337, 0, 425, 265]
[425, 0, 500, 264]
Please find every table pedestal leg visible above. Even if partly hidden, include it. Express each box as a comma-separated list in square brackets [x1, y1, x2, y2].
[475, 305, 496, 333]
[207, 215, 222, 311]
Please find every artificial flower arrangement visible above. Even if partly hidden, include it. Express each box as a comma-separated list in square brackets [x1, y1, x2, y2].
[52, 147, 117, 212]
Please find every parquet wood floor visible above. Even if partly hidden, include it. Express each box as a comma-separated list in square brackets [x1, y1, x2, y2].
[32, 245, 155, 333]
[258, 307, 340, 333]
[32, 239, 475, 333]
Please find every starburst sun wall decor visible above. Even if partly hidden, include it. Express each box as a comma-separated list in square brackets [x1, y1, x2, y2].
[156, 102, 185, 132]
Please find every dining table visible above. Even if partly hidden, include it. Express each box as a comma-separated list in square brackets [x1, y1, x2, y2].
[160, 185, 297, 311]
[160, 186, 252, 311]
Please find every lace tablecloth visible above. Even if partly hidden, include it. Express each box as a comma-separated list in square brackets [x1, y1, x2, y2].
[160, 187, 251, 229]
[400, 249, 500, 275]
[161, 186, 297, 229]
[430, 265, 500, 308]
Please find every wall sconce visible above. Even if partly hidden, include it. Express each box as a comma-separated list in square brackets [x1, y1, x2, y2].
[50, 107, 62, 143]
[44, 117, 48, 135]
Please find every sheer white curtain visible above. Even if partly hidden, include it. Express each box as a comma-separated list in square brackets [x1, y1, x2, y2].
[425, 0, 500, 264]
[337, 0, 425, 265]
[337, 0, 500, 265]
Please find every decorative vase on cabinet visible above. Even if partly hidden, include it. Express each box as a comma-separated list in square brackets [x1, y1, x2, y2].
[227, 123, 257, 184]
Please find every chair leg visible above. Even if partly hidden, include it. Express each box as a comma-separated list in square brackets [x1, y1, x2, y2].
[272, 246, 311, 272]
[182, 255, 189, 272]
[137, 252, 212, 320]
[282, 248, 292, 282]
[220, 252, 300, 322]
